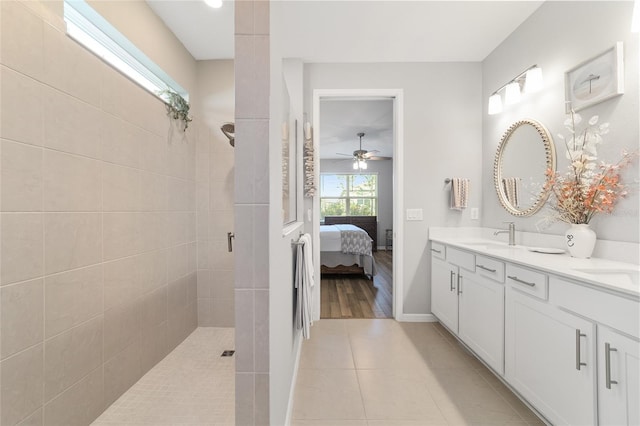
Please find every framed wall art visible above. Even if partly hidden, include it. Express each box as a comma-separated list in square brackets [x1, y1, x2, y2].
[565, 41, 624, 112]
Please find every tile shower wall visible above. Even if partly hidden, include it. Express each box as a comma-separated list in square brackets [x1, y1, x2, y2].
[194, 60, 235, 327]
[0, 2, 198, 425]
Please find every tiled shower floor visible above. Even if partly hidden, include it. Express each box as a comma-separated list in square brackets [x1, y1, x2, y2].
[92, 328, 235, 426]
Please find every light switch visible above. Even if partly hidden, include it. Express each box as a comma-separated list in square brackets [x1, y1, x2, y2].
[406, 208, 423, 221]
[470, 208, 479, 220]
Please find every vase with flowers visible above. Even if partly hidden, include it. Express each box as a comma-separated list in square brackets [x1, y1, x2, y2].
[543, 109, 637, 258]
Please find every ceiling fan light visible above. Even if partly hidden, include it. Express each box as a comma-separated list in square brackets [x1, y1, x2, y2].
[353, 160, 359, 170]
[359, 159, 367, 170]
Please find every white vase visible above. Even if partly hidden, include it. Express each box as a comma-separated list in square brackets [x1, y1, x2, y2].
[565, 224, 596, 258]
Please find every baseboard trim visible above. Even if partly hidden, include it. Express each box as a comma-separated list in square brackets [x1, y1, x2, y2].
[284, 333, 303, 426]
[396, 313, 438, 322]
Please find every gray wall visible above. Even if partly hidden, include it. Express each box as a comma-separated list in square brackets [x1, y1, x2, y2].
[482, 1, 639, 243]
[305, 62, 483, 315]
[320, 159, 393, 248]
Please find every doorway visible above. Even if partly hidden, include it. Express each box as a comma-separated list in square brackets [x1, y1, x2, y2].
[311, 89, 404, 321]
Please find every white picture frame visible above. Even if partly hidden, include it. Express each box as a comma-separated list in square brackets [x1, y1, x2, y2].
[565, 42, 624, 113]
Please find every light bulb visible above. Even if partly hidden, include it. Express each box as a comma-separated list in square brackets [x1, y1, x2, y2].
[359, 160, 367, 170]
[504, 81, 521, 105]
[204, 0, 223, 8]
[524, 66, 543, 93]
[488, 93, 503, 115]
[353, 160, 359, 170]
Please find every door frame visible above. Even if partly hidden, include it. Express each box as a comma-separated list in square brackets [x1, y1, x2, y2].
[312, 88, 404, 320]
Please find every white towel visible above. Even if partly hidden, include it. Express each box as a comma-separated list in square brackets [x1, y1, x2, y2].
[294, 233, 314, 339]
[450, 178, 469, 210]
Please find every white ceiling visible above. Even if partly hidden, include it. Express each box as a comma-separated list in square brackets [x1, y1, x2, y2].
[146, 0, 543, 157]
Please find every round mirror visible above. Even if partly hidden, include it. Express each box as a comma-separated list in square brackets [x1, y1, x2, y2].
[494, 119, 556, 216]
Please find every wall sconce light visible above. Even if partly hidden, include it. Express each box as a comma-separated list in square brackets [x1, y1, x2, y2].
[487, 65, 543, 115]
[204, 0, 223, 8]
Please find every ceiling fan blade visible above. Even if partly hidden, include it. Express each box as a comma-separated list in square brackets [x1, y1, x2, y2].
[336, 153, 353, 157]
[363, 150, 380, 158]
[366, 156, 392, 161]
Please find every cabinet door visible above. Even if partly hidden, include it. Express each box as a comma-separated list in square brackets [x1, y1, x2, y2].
[459, 273, 504, 374]
[431, 257, 458, 332]
[598, 327, 640, 426]
[505, 288, 596, 425]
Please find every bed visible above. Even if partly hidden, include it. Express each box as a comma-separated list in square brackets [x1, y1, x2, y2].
[320, 216, 377, 278]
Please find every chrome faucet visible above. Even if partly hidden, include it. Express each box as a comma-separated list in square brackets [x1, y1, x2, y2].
[494, 222, 516, 246]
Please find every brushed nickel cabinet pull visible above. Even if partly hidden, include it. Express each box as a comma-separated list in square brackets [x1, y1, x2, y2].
[477, 264, 497, 273]
[576, 329, 587, 370]
[431, 248, 442, 253]
[457, 274, 463, 295]
[450, 271, 455, 292]
[508, 275, 536, 287]
[605, 342, 618, 389]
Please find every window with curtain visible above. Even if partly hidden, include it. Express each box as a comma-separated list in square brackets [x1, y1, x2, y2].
[320, 173, 378, 219]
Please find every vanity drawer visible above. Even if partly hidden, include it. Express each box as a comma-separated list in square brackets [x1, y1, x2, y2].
[506, 263, 548, 300]
[550, 276, 639, 338]
[430, 242, 446, 260]
[475, 255, 505, 283]
[447, 247, 475, 272]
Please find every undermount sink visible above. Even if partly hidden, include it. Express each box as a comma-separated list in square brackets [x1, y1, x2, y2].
[572, 268, 640, 286]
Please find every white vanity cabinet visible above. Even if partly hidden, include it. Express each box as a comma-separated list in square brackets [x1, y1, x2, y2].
[597, 326, 640, 425]
[505, 285, 597, 425]
[430, 244, 506, 374]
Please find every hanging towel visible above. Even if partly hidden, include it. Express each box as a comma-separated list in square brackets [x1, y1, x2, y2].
[294, 233, 314, 339]
[502, 177, 521, 207]
[450, 178, 469, 210]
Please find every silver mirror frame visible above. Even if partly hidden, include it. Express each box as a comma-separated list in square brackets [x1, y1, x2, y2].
[493, 119, 556, 217]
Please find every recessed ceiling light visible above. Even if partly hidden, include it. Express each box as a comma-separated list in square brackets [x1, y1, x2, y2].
[204, 0, 223, 9]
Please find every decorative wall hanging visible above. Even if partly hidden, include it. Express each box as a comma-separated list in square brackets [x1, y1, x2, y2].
[303, 122, 316, 197]
[565, 41, 624, 112]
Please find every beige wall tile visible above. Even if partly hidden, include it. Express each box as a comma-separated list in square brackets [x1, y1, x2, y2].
[43, 149, 102, 211]
[1, 213, 44, 285]
[167, 307, 188, 351]
[210, 175, 234, 211]
[255, 373, 270, 425]
[139, 321, 168, 373]
[1, 279, 44, 359]
[235, 290, 254, 371]
[138, 212, 169, 252]
[104, 300, 141, 361]
[140, 171, 167, 212]
[234, 1, 254, 35]
[101, 114, 142, 169]
[1, 139, 43, 211]
[167, 211, 188, 246]
[103, 212, 140, 261]
[103, 340, 142, 407]
[139, 132, 168, 175]
[16, 407, 43, 426]
[197, 240, 210, 270]
[168, 275, 189, 314]
[138, 249, 167, 295]
[44, 316, 103, 402]
[45, 265, 103, 338]
[44, 213, 102, 275]
[254, 289, 269, 373]
[167, 243, 188, 283]
[0, 66, 43, 147]
[103, 163, 140, 212]
[42, 87, 103, 159]
[253, 1, 270, 35]
[210, 238, 234, 271]
[103, 257, 140, 312]
[186, 272, 197, 306]
[0, 344, 44, 426]
[212, 269, 235, 300]
[0, 1, 44, 79]
[213, 297, 235, 327]
[168, 177, 189, 211]
[43, 24, 102, 106]
[196, 270, 212, 297]
[140, 285, 168, 334]
[197, 298, 214, 326]
[235, 372, 255, 426]
[43, 367, 104, 426]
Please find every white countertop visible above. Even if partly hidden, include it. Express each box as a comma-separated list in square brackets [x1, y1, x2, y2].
[429, 229, 640, 299]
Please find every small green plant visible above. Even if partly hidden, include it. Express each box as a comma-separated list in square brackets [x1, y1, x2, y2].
[158, 89, 193, 131]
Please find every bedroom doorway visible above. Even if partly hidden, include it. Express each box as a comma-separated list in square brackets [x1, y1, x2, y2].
[311, 89, 404, 321]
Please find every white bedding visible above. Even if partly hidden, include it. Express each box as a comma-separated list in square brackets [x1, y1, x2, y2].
[319, 224, 376, 276]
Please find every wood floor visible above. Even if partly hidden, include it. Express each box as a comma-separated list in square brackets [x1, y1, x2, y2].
[320, 250, 393, 319]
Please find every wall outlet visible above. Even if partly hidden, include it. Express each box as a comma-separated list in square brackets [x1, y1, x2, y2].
[470, 207, 479, 220]
[406, 208, 423, 221]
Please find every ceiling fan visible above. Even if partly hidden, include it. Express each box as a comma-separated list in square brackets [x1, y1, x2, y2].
[336, 132, 391, 163]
